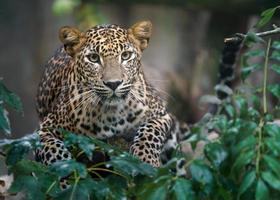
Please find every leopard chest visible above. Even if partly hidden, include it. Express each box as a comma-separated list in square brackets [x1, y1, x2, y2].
[72, 100, 149, 140]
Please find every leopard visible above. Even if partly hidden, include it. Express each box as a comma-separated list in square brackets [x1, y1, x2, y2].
[35, 18, 243, 178]
[35, 21, 191, 171]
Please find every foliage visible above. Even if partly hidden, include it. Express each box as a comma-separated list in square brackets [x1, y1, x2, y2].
[0, 78, 23, 136]
[255, 6, 280, 28]
[52, 0, 105, 29]
[1, 6, 280, 200]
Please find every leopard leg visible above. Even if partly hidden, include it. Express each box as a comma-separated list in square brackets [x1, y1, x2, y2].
[161, 118, 191, 163]
[35, 112, 72, 165]
[130, 114, 172, 167]
[35, 127, 72, 165]
[35, 128, 72, 190]
[35, 115, 72, 190]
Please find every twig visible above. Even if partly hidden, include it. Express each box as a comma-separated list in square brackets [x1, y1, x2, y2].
[224, 24, 280, 43]
[256, 38, 271, 178]
[263, 38, 271, 114]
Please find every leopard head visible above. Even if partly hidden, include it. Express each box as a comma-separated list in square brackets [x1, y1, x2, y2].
[59, 21, 152, 105]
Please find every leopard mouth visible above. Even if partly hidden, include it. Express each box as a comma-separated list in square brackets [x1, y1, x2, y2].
[108, 90, 129, 99]
[108, 94, 121, 101]
[108, 92, 128, 102]
[101, 95, 122, 109]
[100, 91, 129, 108]
[95, 85, 130, 103]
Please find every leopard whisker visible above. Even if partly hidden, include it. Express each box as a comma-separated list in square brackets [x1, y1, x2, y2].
[84, 93, 100, 113]
[63, 89, 95, 109]
[45, 83, 90, 91]
[133, 82, 175, 102]
[69, 92, 94, 116]
[128, 89, 144, 105]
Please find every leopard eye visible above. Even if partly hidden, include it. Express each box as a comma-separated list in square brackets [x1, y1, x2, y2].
[121, 51, 132, 61]
[87, 53, 100, 63]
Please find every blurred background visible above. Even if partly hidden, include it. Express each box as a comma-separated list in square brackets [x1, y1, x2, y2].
[0, 0, 279, 139]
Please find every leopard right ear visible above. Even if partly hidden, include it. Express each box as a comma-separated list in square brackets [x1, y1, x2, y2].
[128, 21, 152, 51]
[59, 26, 86, 57]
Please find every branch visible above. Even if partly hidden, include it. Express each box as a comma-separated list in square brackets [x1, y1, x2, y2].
[224, 24, 280, 43]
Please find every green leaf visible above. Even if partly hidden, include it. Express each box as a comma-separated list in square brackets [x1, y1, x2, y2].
[39, 175, 60, 197]
[139, 184, 167, 200]
[252, 95, 261, 110]
[10, 160, 61, 198]
[53, 178, 96, 200]
[190, 160, 213, 184]
[63, 131, 95, 159]
[272, 41, 280, 50]
[264, 123, 280, 138]
[190, 160, 213, 196]
[204, 142, 227, 169]
[271, 64, 280, 74]
[271, 50, 280, 62]
[248, 107, 260, 120]
[104, 176, 128, 200]
[265, 138, 280, 156]
[109, 152, 156, 177]
[213, 115, 228, 133]
[244, 49, 265, 57]
[0, 79, 23, 113]
[244, 32, 264, 46]
[50, 160, 87, 178]
[235, 135, 256, 153]
[87, 179, 111, 200]
[171, 178, 195, 200]
[232, 150, 254, 172]
[11, 160, 48, 175]
[255, 7, 279, 28]
[5, 140, 35, 166]
[238, 170, 256, 198]
[268, 84, 280, 99]
[225, 104, 235, 118]
[89, 136, 122, 155]
[139, 185, 167, 200]
[256, 179, 269, 200]
[9, 175, 45, 200]
[241, 64, 261, 81]
[264, 113, 273, 122]
[0, 105, 11, 135]
[52, 0, 80, 16]
[239, 121, 258, 136]
[263, 155, 280, 178]
[262, 171, 280, 191]
[234, 96, 248, 117]
[215, 185, 234, 200]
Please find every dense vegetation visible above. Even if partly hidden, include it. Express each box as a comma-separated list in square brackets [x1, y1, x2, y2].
[1, 6, 280, 200]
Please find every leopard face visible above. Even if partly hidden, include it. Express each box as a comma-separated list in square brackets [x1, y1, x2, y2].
[59, 22, 152, 106]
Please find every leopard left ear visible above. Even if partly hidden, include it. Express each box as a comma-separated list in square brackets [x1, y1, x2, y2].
[59, 26, 86, 57]
[128, 21, 152, 51]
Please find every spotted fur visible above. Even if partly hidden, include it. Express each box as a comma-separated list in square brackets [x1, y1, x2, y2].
[35, 21, 189, 168]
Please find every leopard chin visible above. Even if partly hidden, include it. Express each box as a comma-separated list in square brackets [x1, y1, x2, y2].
[103, 95, 124, 108]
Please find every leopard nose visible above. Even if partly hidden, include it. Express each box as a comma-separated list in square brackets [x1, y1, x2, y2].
[103, 80, 123, 91]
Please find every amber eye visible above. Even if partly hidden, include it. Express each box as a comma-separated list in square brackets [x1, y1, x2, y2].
[121, 51, 132, 61]
[87, 53, 100, 63]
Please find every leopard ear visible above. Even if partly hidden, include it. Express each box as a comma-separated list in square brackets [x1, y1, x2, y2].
[59, 26, 86, 57]
[128, 21, 152, 51]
